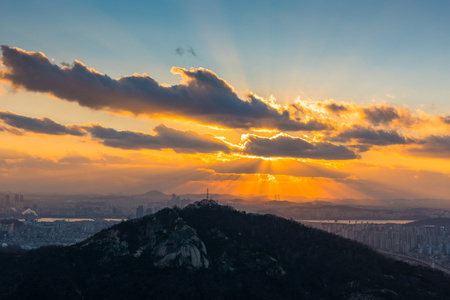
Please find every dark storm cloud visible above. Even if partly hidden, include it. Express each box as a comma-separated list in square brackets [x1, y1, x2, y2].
[333, 126, 412, 146]
[0, 111, 85, 136]
[242, 134, 357, 160]
[0, 46, 320, 131]
[86, 124, 231, 153]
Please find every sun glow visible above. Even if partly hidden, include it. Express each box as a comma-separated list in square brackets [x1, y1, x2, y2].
[1, 43, 450, 200]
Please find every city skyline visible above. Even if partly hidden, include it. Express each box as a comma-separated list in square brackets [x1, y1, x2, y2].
[1, 1, 450, 201]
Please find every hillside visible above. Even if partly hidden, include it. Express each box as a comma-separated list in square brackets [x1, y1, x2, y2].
[0, 200, 449, 299]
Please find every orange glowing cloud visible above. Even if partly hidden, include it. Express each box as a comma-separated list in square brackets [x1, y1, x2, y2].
[2, 46, 450, 199]
[0, 46, 326, 131]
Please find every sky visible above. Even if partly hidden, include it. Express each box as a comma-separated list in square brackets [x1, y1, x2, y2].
[0, 0, 450, 201]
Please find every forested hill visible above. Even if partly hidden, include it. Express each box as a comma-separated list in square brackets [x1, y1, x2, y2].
[0, 200, 449, 299]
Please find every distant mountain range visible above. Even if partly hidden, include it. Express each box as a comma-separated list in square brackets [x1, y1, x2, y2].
[133, 190, 450, 209]
[9, 189, 450, 210]
[1, 200, 449, 299]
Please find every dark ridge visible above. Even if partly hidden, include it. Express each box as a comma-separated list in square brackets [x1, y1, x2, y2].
[0, 202, 449, 299]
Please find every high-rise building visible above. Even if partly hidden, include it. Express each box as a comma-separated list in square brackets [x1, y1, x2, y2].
[136, 205, 144, 218]
[14, 194, 19, 208]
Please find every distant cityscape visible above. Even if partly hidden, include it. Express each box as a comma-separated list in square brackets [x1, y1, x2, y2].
[3, 191, 450, 273]
[304, 220, 450, 274]
[0, 191, 195, 249]
[0, 192, 194, 220]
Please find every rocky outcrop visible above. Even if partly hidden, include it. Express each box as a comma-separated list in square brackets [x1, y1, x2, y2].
[81, 209, 209, 269]
[145, 213, 209, 268]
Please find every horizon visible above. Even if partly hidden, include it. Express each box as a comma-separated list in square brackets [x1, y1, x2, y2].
[1, 1, 450, 203]
[3, 189, 450, 210]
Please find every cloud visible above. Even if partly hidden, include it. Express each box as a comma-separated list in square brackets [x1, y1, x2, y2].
[86, 124, 230, 153]
[206, 157, 345, 178]
[408, 135, 450, 158]
[332, 125, 412, 146]
[386, 94, 395, 99]
[0, 123, 24, 135]
[362, 105, 398, 124]
[0, 148, 61, 170]
[0, 148, 32, 159]
[241, 133, 357, 160]
[152, 124, 227, 152]
[323, 101, 350, 114]
[58, 153, 94, 164]
[441, 116, 450, 125]
[0, 110, 230, 154]
[0, 46, 321, 131]
[287, 100, 446, 134]
[347, 144, 372, 153]
[361, 104, 416, 127]
[0, 110, 336, 158]
[0, 111, 85, 136]
[0, 108, 348, 159]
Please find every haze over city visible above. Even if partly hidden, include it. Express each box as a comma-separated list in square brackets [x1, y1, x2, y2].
[1, 0, 450, 204]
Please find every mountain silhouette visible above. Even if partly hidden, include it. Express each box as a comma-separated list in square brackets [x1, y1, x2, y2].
[0, 200, 449, 299]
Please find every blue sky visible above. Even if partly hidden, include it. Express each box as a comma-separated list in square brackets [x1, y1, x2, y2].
[2, 0, 449, 111]
[1, 1, 450, 198]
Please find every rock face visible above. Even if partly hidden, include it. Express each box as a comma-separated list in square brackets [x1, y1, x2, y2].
[145, 213, 209, 268]
[81, 208, 209, 269]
